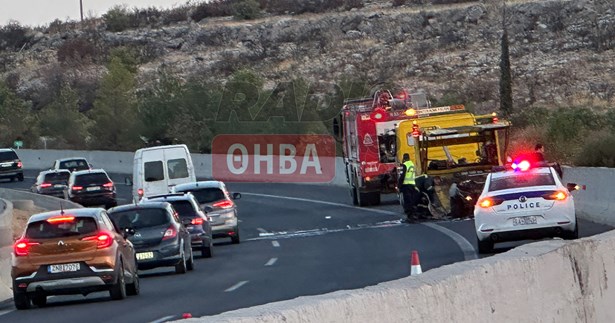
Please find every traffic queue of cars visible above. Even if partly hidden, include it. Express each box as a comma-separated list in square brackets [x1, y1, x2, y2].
[7, 146, 243, 310]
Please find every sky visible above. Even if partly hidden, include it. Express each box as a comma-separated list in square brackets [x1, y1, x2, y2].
[1, 0, 190, 27]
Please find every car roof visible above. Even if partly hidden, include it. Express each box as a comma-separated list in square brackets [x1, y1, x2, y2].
[143, 193, 196, 202]
[71, 169, 108, 176]
[108, 201, 171, 213]
[174, 181, 224, 191]
[490, 167, 552, 180]
[40, 169, 71, 175]
[28, 208, 103, 223]
[56, 157, 89, 162]
[0, 148, 16, 152]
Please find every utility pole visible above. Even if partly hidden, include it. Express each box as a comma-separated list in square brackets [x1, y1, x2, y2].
[80, 0, 84, 22]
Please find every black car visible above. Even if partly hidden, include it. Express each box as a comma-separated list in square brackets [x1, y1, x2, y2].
[0, 148, 24, 182]
[108, 202, 194, 273]
[67, 169, 117, 208]
[30, 170, 71, 198]
[141, 193, 213, 258]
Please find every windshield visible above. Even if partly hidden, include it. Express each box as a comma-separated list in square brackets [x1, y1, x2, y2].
[168, 200, 197, 217]
[60, 159, 89, 170]
[176, 188, 225, 204]
[74, 173, 110, 185]
[0, 151, 18, 161]
[108, 208, 170, 229]
[489, 173, 556, 191]
[44, 172, 70, 183]
[26, 217, 98, 239]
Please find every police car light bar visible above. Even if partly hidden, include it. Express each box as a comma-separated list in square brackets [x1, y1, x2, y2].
[511, 160, 531, 172]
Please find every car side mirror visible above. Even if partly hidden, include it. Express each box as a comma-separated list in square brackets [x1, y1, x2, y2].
[123, 227, 135, 238]
[566, 183, 585, 192]
[232, 192, 241, 200]
[125, 177, 132, 186]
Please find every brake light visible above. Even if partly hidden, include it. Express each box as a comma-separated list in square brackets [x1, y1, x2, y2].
[14, 239, 39, 256]
[40, 182, 52, 188]
[213, 200, 234, 209]
[191, 218, 204, 225]
[137, 188, 144, 197]
[17, 161, 23, 168]
[72, 186, 83, 191]
[162, 226, 177, 240]
[103, 182, 114, 189]
[543, 191, 568, 201]
[478, 197, 504, 208]
[512, 160, 531, 172]
[47, 215, 75, 223]
[83, 232, 113, 249]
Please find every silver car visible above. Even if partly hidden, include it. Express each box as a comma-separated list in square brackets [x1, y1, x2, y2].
[172, 181, 241, 244]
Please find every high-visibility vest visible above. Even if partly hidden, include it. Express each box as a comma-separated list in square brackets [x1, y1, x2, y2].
[403, 160, 416, 185]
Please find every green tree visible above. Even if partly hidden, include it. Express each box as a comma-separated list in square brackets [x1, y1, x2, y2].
[89, 56, 141, 150]
[38, 84, 91, 148]
[138, 68, 184, 143]
[499, 29, 513, 116]
[232, 0, 262, 20]
[0, 82, 35, 147]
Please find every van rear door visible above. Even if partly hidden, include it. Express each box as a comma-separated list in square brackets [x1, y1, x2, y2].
[164, 146, 194, 191]
[142, 149, 169, 197]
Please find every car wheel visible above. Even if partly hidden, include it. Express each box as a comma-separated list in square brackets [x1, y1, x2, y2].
[201, 241, 213, 258]
[126, 271, 140, 296]
[186, 248, 194, 271]
[350, 187, 358, 206]
[368, 192, 381, 206]
[110, 263, 127, 300]
[563, 222, 579, 240]
[32, 295, 46, 307]
[175, 250, 187, 274]
[18, 174, 24, 182]
[477, 237, 494, 254]
[13, 290, 30, 310]
[231, 229, 240, 244]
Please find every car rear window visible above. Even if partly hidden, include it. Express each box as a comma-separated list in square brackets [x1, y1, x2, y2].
[489, 173, 556, 191]
[0, 151, 18, 161]
[74, 173, 110, 186]
[145, 161, 164, 182]
[45, 172, 70, 183]
[168, 200, 197, 217]
[60, 160, 89, 170]
[178, 188, 225, 204]
[25, 217, 98, 239]
[109, 208, 170, 229]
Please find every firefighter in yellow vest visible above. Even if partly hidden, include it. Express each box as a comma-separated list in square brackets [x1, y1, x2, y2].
[398, 153, 420, 220]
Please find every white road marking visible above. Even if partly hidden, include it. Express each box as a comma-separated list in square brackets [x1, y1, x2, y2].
[225, 280, 248, 292]
[325, 216, 332, 219]
[24, 176, 36, 179]
[256, 228, 268, 233]
[0, 309, 15, 317]
[149, 315, 175, 323]
[272, 240, 280, 247]
[240, 192, 477, 258]
[265, 258, 278, 266]
[346, 225, 351, 229]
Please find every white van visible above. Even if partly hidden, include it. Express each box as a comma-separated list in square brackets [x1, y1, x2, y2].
[132, 144, 196, 201]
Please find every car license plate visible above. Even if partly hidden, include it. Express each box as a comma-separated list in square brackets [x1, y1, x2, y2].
[48, 263, 80, 273]
[54, 184, 64, 188]
[512, 216, 537, 226]
[86, 186, 100, 191]
[0, 163, 10, 167]
[136, 252, 154, 260]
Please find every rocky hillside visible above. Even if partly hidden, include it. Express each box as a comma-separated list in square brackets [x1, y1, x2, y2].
[2, 0, 615, 113]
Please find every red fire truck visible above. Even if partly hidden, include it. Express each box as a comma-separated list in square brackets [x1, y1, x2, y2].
[333, 89, 435, 206]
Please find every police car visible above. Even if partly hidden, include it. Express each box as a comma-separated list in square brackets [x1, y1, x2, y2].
[474, 159, 580, 254]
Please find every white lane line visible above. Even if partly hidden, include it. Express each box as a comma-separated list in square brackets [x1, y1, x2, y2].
[272, 240, 280, 247]
[149, 315, 175, 323]
[225, 280, 248, 292]
[0, 309, 15, 317]
[24, 176, 36, 179]
[256, 228, 268, 233]
[241, 192, 477, 260]
[265, 257, 278, 266]
[422, 222, 477, 260]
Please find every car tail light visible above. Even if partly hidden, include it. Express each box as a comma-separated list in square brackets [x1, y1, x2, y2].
[83, 232, 113, 249]
[47, 215, 75, 223]
[40, 182, 52, 188]
[17, 161, 23, 168]
[213, 200, 234, 209]
[14, 239, 39, 256]
[72, 186, 83, 191]
[103, 182, 114, 189]
[543, 191, 568, 201]
[478, 197, 504, 208]
[137, 188, 144, 197]
[191, 218, 204, 225]
[162, 226, 177, 240]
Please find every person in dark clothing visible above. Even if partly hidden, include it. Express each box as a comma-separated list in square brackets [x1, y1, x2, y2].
[533, 143, 545, 162]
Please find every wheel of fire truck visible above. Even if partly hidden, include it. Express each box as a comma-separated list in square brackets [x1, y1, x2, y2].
[368, 192, 380, 205]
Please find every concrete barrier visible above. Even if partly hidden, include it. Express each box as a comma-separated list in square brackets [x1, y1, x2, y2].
[561, 166, 615, 227]
[186, 234, 615, 322]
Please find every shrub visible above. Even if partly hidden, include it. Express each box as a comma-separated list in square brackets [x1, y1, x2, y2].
[233, 0, 262, 20]
[57, 38, 98, 64]
[574, 133, 615, 167]
[191, 0, 235, 22]
[103, 5, 132, 32]
[392, 0, 407, 6]
[162, 6, 190, 25]
[0, 21, 31, 51]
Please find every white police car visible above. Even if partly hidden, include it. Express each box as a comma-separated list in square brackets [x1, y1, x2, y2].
[474, 160, 580, 254]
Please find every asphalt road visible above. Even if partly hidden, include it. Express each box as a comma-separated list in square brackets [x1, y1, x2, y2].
[0, 171, 611, 322]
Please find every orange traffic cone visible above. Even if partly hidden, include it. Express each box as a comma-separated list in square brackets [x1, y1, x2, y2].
[411, 250, 422, 275]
